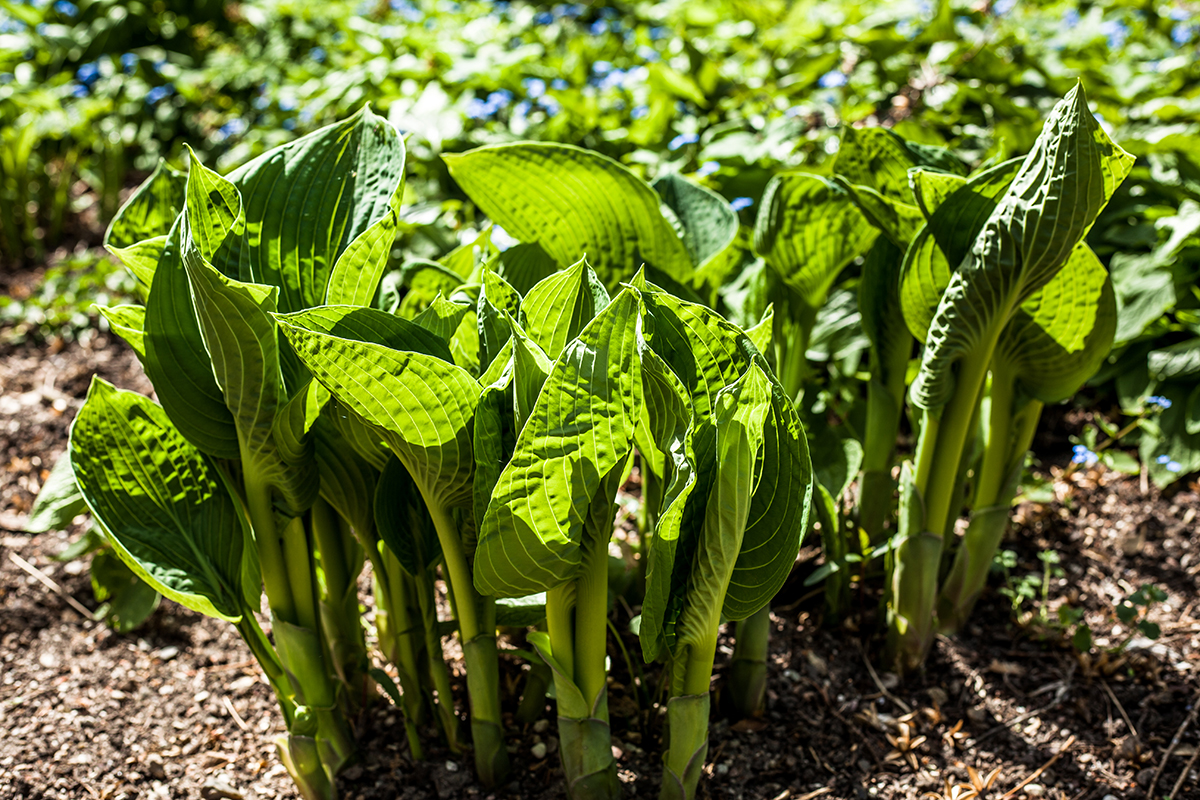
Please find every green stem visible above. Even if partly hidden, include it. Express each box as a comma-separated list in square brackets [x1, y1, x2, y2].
[312, 500, 370, 709]
[729, 606, 770, 718]
[379, 551, 426, 759]
[423, 497, 509, 787]
[244, 468, 294, 623]
[415, 565, 461, 752]
[237, 612, 296, 727]
[547, 583, 576, 683]
[573, 540, 610, 710]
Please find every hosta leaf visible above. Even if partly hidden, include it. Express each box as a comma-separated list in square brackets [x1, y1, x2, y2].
[104, 158, 186, 251]
[474, 290, 643, 597]
[142, 220, 240, 459]
[837, 180, 925, 249]
[859, 238, 909, 383]
[396, 260, 465, 319]
[497, 241, 560, 296]
[276, 311, 480, 510]
[374, 455, 441, 575]
[221, 105, 406, 312]
[183, 146, 243, 262]
[313, 415, 378, 539]
[636, 341, 698, 662]
[26, 452, 86, 533]
[834, 128, 965, 205]
[911, 85, 1133, 412]
[995, 246, 1118, 403]
[179, 213, 317, 516]
[280, 304, 452, 363]
[474, 367, 517, 533]
[909, 169, 967, 220]
[90, 548, 161, 633]
[520, 257, 610, 361]
[444, 143, 692, 290]
[1149, 339, 1200, 380]
[98, 305, 146, 363]
[70, 379, 248, 622]
[509, 316, 554, 433]
[653, 173, 739, 272]
[671, 366, 770, 653]
[753, 172, 878, 310]
[899, 158, 1023, 341]
[477, 267, 522, 374]
[107, 237, 166, 297]
[412, 294, 472, 347]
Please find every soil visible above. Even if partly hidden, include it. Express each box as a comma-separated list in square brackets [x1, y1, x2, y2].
[3, 325, 1199, 800]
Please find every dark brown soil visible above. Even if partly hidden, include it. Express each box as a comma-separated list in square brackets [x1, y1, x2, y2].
[2, 332, 1198, 800]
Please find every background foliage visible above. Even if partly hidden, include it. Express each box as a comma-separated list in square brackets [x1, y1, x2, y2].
[2, 0, 1198, 485]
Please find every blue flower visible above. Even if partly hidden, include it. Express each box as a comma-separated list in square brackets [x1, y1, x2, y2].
[649, 25, 668, 40]
[991, 0, 1016, 15]
[695, 161, 720, 177]
[279, 96, 298, 111]
[523, 77, 546, 98]
[145, 84, 172, 104]
[636, 45, 659, 62]
[534, 11, 554, 25]
[1063, 8, 1080, 26]
[70, 82, 89, 98]
[589, 20, 607, 35]
[1147, 395, 1172, 410]
[1071, 444, 1098, 466]
[1169, 6, 1192, 20]
[730, 197, 753, 212]
[668, 132, 699, 150]
[818, 70, 848, 88]
[630, 104, 649, 120]
[283, 118, 297, 130]
[599, 69, 629, 90]
[895, 19, 919, 39]
[221, 118, 248, 137]
[1156, 454, 1171, 464]
[120, 53, 138, 73]
[390, 0, 422, 21]
[487, 89, 512, 108]
[310, 46, 326, 63]
[537, 95, 560, 116]
[551, 78, 568, 90]
[1100, 19, 1128, 49]
[53, 0, 77, 17]
[1172, 23, 1194, 45]
[466, 97, 493, 119]
[1166, 460, 1183, 473]
[76, 61, 100, 85]
[593, 61, 613, 75]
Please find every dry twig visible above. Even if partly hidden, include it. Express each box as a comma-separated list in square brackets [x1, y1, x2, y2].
[9, 551, 94, 619]
[998, 735, 1075, 800]
[1147, 686, 1200, 798]
[1170, 742, 1200, 800]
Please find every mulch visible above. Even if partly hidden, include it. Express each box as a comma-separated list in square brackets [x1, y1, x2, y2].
[2, 326, 1198, 800]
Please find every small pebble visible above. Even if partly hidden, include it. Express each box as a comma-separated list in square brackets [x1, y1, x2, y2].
[445, 761, 459, 772]
[200, 776, 243, 800]
[533, 719, 550, 733]
[145, 752, 166, 780]
[154, 646, 180, 661]
[1024, 784, 1044, 797]
[530, 742, 547, 760]
[782, 669, 802, 682]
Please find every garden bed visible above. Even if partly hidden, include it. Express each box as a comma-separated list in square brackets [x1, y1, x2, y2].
[2, 333, 1198, 800]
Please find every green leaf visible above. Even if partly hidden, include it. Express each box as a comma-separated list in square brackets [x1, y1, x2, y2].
[899, 158, 1024, 342]
[98, 305, 147, 363]
[519, 257, 611, 361]
[222, 105, 406, 312]
[834, 127, 965, 205]
[1149, 339, 1200, 380]
[26, 451, 87, 533]
[104, 158, 186, 251]
[276, 310, 481, 511]
[90, 548, 161, 633]
[142, 220, 241, 459]
[994, 245, 1118, 404]
[508, 315, 554, 433]
[497, 241, 560, 296]
[412, 293, 472, 347]
[395, 260, 466, 319]
[858, 238, 910, 389]
[477, 267, 522, 374]
[69, 379, 248, 622]
[107, 237, 166, 297]
[910, 85, 1134, 413]
[444, 143, 693, 291]
[474, 290, 643, 597]
[495, 593, 548, 628]
[374, 455, 441, 575]
[753, 172, 878, 311]
[653, 173, 739, 273]
[179, 211, 317, 516]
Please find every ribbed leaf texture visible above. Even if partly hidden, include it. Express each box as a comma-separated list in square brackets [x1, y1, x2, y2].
[910, 85, 1133, 412]
[70, 379, 247, 622]
[444, 143, 693, 291]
